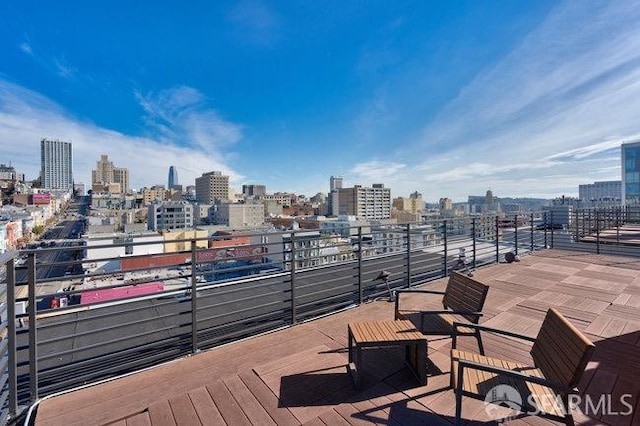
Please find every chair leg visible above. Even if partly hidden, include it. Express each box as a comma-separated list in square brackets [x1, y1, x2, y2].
[476, 330, 485, 355]
[455, 363, 464, 426]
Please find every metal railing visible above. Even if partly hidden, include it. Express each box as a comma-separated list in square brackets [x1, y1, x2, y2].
[2, 209, 640, 422]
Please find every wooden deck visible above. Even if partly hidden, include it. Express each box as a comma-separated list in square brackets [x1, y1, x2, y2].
[33, 249, 640, 425]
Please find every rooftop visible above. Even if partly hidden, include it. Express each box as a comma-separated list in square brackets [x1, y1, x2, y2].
[31, 249, 640, 425]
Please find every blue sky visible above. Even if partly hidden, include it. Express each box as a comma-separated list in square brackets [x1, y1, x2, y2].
[1, 1, 639, 202]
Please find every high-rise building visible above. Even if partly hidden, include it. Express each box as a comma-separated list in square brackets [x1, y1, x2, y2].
[91, 154, 129, 193]
[242, 184, 266, 197]
[337, 183, 391, 219]
[328, 176, 344, 216]
[195, 171, 230, 204]
[40, 138, 73, 190]
[113, 167, 130, 193]
[92, 155, 114, 185]
[330, 176, 343, 191]
[168, 166, 180, 190]
[621, 141, 640, 206]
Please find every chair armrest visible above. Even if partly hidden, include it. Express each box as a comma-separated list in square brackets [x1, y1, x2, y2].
[452, 321, 536, 349]
[456, 358, 575, 394]
[394, 288, 446, 319]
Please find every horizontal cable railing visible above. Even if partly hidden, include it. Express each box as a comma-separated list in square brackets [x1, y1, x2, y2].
[3, 209, 640, 421]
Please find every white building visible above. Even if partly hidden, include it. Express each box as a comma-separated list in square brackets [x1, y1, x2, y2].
[147, 201, 194, 231]
[211, 202, 264, 228]
[41, 138, 73, 190]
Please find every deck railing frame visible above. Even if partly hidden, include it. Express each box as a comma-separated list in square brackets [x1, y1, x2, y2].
[3, 207, 640, 422]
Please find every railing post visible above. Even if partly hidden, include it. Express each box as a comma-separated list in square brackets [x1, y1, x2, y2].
[28, 253, 38, 403]
[596, 211, 600, 254]
[514, 214, 518, 256]
[290, 232, 297, 325]
[472, 218, 477, 269]
[617, 208, 620, 245]
[495, 216, 500, 263]
[190, 240, 198, 353]
[443, 220, 448, 276]
[530, 213, 534, 251]
[6, 258, 17, 420]
[550, 212, 554, 248]
[357, 227, 363, 302]
[406, 223, 411, 287]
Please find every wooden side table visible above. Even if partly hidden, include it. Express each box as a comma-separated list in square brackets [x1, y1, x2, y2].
[347, 319, 427, 388]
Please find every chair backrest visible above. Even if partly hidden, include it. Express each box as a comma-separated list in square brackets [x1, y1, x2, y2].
[442, 271, 489, 323]
[531, 308, 595, 389]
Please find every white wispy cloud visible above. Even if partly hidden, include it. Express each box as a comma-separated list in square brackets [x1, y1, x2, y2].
[19, 42, 33, 56]
[136, 86, 243, 154]
[354, 1, 640, 201]
[227, 0, 280, 46]
[53, 57, 76, 79]
[0, 80, 243, 189]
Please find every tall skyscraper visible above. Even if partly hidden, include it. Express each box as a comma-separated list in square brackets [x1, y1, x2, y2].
[622, 141, 640, 206]
[40, 138, 73, 190]
[195, 171, 230, 204]
[168, 166, 179, 189]
[330, 175, 343, 191]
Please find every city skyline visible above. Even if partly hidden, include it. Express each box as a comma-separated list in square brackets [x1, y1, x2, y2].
[2, 1, 640, 201]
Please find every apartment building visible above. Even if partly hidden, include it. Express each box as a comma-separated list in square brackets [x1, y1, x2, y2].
[147, 201, 194, 231]
[196, 171, 230, 204]
[40, 138, 73, 190]
[337, 184, 391, 220]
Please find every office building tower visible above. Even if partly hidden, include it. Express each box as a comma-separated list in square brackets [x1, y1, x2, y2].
[242, 184, 266, 198]
[168, 166, 180, 190]
[91, 154, 129, 193]
[579, 181, 621, 206]
[195, 171, 230, 204]
[113, 167, 130, 193]
[337, 183, 391, 219]
[92, 155, 114, 185]
[40, 138, 73, 190]
[622, 141, 640, 206]
[330, 176, 343, 191]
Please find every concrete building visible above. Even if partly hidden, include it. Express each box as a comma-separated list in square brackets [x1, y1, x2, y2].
[147, 201, 194, 231]
[337, 184, 391, 220]
[91, 154, 129, 194]
[393, 191, 423, 214]
[195, 171, 230, 204]
[578, 181, 621, 206]
[621, 141, 640, 206]
[242, 184, 266, 198]
[40, 138, 73, 190]
[142, 186, 167, 205]
[210, 201, 264, 228]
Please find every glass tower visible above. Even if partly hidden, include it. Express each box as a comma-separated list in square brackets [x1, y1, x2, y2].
[168, 166, 179, 189]
[622, 141, 640, 206]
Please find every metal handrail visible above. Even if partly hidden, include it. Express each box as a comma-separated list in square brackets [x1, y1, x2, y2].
[3, 208, 640, 422]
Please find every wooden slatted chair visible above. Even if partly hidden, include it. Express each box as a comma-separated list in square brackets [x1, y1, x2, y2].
[451, 308, 595, 426]
[395, 271, 489, 354]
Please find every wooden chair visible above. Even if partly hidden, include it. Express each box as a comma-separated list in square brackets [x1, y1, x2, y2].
[451, 308, 595, 426]
[394, 271, 489, 354]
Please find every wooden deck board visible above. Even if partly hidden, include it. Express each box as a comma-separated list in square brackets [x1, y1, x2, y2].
[34, 249, 640, 426]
